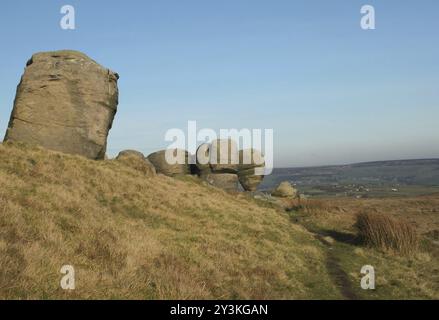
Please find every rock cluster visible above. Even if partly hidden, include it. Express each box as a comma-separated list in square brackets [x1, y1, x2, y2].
[4, 50, 119, 160]
[196, 139, 239, 191]
[144, 139, 266, 192]
[3, 50, 267, 192]
[193, 139, 265, 192]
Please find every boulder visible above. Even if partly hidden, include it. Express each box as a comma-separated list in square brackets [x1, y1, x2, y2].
[209, 139, 239, 173]
[202, 173, 239, 192]
[4, 50, 119, 160]
[238, 168, 264, 192]
[116, 150, 156, 177]
[237, 149, 265, 191]
[147, 149, 191, 177]
[271, 181, 298, 198]
[238, 149, 265, 172]
[194, 143, 212, 176]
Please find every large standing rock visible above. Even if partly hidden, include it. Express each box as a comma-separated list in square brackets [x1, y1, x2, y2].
[4, 50, 119, 160]
[237, 149, 265, 191]
[202, 173, 239, 192]
[116, 150, 156, 177]
[147, 149, 191, 177]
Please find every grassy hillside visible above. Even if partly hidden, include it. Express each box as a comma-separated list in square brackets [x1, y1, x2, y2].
[287, 197, 439, 299]
[0, 142, 335, 299]
[0, 142, 437, 300]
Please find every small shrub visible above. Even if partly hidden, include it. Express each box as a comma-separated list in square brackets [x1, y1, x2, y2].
[355, 212, 419, 255]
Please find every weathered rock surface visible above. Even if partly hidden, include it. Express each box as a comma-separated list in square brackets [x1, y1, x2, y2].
[194, 143, 265, 191]
[271, 181, 298, 198]
[147, 149, 191, 177]
[238, 168, 264, 192]
[116, 150, 156, 177]
[209, 139, 239, 173]
[4, 50, 119, 160]
[238, 149, 265, 172]
[237, 149, 265, 191]
[202, 173, 239, 192]
[194, 143, 212, 176]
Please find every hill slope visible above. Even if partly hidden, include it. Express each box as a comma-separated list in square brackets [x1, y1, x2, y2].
[0, 142, 335, 299]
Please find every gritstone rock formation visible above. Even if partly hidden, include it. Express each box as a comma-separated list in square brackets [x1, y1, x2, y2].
[147, 149, 191, 177]
[209, 139, 239, 173]
[237, 149, 265, 191]
[272, 181, 298, 198]
[194, 142, 266, 192]
[116, 150, 156, 177]
[194, 143, 212, 176]
[194, 140, 239, 191]
[238, 169, 264, 192]
[4, 50, 119, 160]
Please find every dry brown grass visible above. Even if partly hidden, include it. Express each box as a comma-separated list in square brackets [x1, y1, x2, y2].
[290, 197, 439, 299]
[0, 141, 337, 300]
[355, 212, 419, 255]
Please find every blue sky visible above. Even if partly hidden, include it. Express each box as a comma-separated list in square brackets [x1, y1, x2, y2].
[0, 0, 438, 167]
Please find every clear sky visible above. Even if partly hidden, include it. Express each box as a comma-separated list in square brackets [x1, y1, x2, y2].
[0, 0, 438, 167]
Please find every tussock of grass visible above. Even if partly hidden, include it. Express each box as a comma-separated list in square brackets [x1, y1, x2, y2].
[355, 212, 419, 255]
[0, 142, 336, 299]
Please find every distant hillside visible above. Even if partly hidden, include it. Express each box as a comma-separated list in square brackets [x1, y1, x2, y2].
[260, 159, 439, 195]
[261, 159, 439, 194]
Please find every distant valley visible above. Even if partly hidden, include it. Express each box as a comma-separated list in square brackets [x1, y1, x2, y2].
[261, 159, 439, 198]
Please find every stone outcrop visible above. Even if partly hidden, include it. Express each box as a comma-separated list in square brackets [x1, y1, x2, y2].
[209, 139, 239, 173]
[194, 140, 239, 191]
[116, 150, 156, 177]
[194, 142, 265, 192]
[237, 149, 265, 191]
[4, 50, 119, 160]
[147, 149, 191, 177]
[238, 168, 264, 192]
[271, 181, 298, 198]
[194, 143, 212, 176]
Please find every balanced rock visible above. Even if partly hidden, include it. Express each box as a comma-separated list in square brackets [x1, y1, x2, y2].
[194, 143, 212, 176]
[238, 149, 265, 172]
[209, 139, 239, 173]
[4, 50, 119, 160]
[238, 168, 264, 192]
[237, 149, 265, 191]
[202, 173, 239, 192]
[147, 149, 191, 177]
[271, 181, 298, 198]
[116, 150, 156, 177]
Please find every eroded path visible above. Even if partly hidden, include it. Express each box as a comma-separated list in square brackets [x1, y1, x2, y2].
[294, 217, 360, 300]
